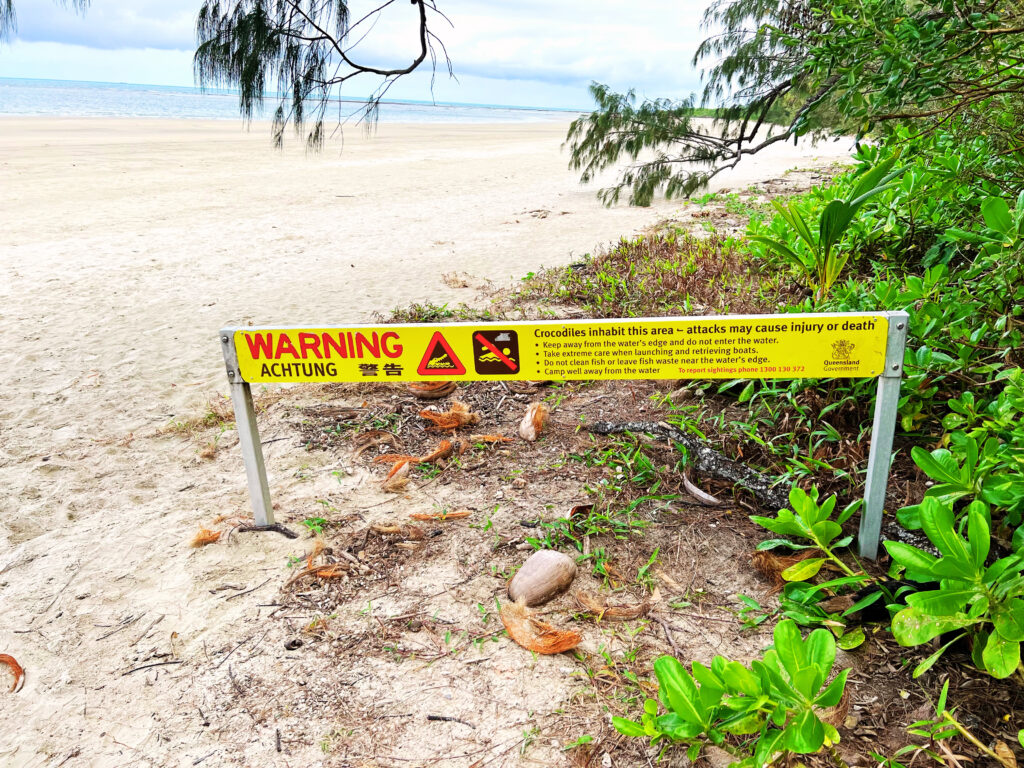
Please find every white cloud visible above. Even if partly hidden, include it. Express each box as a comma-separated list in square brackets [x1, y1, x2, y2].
[2, 0, 714, 105]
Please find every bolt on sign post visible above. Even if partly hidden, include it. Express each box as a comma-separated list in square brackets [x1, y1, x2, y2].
[219, 311, 908, 558]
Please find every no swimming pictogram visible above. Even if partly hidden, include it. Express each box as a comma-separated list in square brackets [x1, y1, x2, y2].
[416, 331, 466, 375]
[473, 330, 520, 374]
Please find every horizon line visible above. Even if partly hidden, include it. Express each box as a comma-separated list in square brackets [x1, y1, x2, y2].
[0, 75, 592, 114]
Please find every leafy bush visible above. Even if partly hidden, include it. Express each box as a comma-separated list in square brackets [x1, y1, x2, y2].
[885, 497, 1024, 680]
[613, 620, 849, 766]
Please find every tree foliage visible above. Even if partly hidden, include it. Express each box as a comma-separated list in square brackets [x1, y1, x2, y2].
[568, 0, 1024, 205]
[194, 0, 451, 148]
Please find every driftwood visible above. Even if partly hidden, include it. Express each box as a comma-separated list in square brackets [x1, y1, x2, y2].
[589, 420, 788, 510]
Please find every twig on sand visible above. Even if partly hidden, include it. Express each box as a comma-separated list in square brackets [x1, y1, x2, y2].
[237, 523, 299, 539]
[121, 660, 183, 676]
[224, 578, 271, 601]
[427, 714, 476, 729]
[652, 615, 682, 656]
[589, 420, 788, 510]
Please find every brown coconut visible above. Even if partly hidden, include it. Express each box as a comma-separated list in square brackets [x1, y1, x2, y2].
[508, 549, 577, 606]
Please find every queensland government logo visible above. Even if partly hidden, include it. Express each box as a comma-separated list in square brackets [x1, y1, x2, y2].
[832, 339, 855, 360]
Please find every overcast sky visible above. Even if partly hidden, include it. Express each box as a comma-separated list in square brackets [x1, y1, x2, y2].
[0, 1, 713, 108]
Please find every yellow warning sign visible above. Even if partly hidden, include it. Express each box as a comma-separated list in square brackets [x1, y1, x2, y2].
[231, 314, 890, 384]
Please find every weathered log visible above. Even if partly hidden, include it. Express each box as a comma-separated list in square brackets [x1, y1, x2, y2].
[589, 420, 788, 510]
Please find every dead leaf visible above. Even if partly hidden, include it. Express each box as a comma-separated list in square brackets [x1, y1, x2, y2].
[994, 742, 1017, 768]
[574, 591, 650, 621]
[518, 402, 550, 442]
[500, 600, 580, 654]
[0, 654, 24, 693]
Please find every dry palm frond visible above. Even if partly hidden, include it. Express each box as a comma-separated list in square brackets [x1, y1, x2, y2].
[518, 402, 550, 441]
[371, 523, 425, 540]
[0, 654, 24, 693]
[500, 600, 581, 654]
[353, 429, 400, 458]
[419, 401, 480, 430]
[410, 509, 471, 521]
[305, 538, 325, 569]
[190, 528, 222, 547]
[469, 434, 514, 443]
[407, 381, 457, 399]
[312, 564, 348, 580]
[574, 591, 650, 621]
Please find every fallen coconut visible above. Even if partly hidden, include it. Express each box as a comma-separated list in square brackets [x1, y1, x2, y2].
[508, 549, 577, 606]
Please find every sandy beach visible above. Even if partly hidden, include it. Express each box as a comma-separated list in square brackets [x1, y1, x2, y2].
[0, 117, 852, 767]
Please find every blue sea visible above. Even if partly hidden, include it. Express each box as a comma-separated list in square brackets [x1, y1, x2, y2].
[0, 77, 579, 123]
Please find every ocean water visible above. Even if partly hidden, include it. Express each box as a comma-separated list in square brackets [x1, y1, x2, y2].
[0, 77, 579, 123]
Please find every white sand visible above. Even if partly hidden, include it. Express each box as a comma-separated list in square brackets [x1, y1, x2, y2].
[0, 117, 850, 767]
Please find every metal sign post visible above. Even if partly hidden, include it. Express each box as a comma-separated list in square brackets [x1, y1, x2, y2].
[220, 332, 274, 526]
[859, 311, 908, 558]
[218, 311, 908, 556]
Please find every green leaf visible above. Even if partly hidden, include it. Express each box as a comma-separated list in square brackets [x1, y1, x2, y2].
[905, 588, 974, 616]
[981, 197, 1013, 235]
[837, 627, 866, 649]
[805, 627, 837, 672]
[772, 620, 807, 679]
[842, 591, 884, 617]
[815, 667, 851, 707]
[911, 447, 962, 485]
[611, 717, 646, 737]
[781, 558, 826, 582]
[819, 199, 855, 252]
[891, 607, 971, 646]
[967, 504, 991, 567]
[912, 633, 965, 678]
[981, 633, 1022, 679]
[756, 538, 816, 551]
[993, 599, 1024, 642]
[784, 709, 825, 753]
[652, 656, 704, 726]
[884, 541, 939, 577]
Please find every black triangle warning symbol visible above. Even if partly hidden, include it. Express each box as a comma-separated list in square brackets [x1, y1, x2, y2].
[416, 331, 467, 376]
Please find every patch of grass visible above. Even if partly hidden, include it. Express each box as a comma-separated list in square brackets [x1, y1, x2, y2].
[517, 231, 791, 318]
[161, 395, 235, 437]
[386, 301, 499, 324]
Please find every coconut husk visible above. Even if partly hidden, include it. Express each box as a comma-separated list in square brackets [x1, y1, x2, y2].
[0, 654, 24, 693]
[574, 591, 650, 621]
[500, 600, 581, 654]
[518, 402, 549, 441]
[420, 401, 480, 431]
[407, 381, 457, 399]
[750, 549, 820, 590]
[190, 528, 222, 547]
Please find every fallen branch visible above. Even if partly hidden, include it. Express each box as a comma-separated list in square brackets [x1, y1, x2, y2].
[589, 420, 788, 510]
